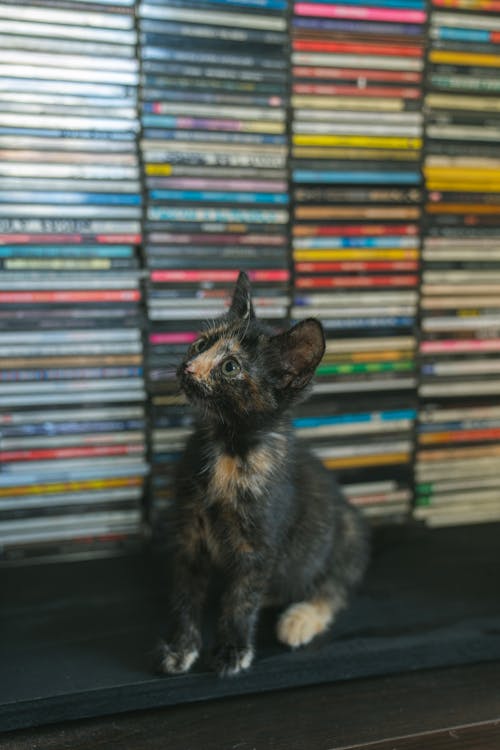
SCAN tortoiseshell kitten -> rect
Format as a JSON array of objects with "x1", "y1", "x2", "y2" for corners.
[{"x1": 159, "y1": 272, "x2": 369, "y2": 677}]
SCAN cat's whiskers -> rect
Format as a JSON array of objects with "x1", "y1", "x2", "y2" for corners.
[
  {"x1": 199, "y1": 451, "x2": 214, "y2": 477},
  {"x1": 268, "y1": 432, "x2": 286, "y2": 441}
]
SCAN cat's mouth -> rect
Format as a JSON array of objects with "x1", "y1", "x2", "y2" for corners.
[{"x1": 178, "y1": 369, "x2": 212, "y2": 404}]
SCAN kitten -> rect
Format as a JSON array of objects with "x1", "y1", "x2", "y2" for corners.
[{"x1": 159, "y1": 271, "x2": 369, "y2": 677}]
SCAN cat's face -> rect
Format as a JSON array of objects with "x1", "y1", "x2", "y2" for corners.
[
  {"x1": 178, "y1": 272, "x2": 325, "y2": 425},
  {"x1": 178, "y1": 318, "x2": 274, "y2": 421}
]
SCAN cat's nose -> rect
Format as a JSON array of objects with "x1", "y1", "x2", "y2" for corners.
[
  {"x1": 184, "y1": 362, "x2": 195, "y2": 374},
  {"x1": 177, "y1": 361, "x2": 194, "y2": 379}
]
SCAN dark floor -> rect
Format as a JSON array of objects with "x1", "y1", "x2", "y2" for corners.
[
  {"x1": 2, "y1": 660, "x2": 500, "y2": 750},
  {"x1": 1, "y1": 523, "x2": 500, "y2": 735}
]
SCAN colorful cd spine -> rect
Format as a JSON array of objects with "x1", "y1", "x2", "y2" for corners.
[
  {"x1": 0, "y1": 0, "x2": 148, "y2": 563},
  {"x1": 417, "y1": 0, "x2": 500, "y2": 527}
]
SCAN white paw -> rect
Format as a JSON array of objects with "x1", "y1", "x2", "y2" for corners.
[
  {"x1": 277, "y1": 601, "x2": 333, "y2": 648},
  {"x1": 214, "y1": 645, "x2": 254, "y2": 677},
  {"x1": 159, "y1": 643, "x2": 199, "y2": 674}
]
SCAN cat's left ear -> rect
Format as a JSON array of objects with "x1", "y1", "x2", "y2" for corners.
[
  {"x1": 267, "y1": 318, "x2": 325, "y2": 392},
  {"x1": 228, "y1": 271, "x2": 255, "y2": 321}
]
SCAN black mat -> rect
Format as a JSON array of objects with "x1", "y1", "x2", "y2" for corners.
[{"x1": 1, "y1": 523, "x2": 500, "y2": 732}]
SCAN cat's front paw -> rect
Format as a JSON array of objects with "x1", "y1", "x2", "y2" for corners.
[
  {"x1": 158, "y1": 640, "x2": 199, "y2": 675},
  {"x1": 213, "y1": 643, "x2": 254, "y2": 677}
]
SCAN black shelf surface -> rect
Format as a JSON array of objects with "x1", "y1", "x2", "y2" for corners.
[{"x1": 1, "y1": 523, "x2": 500, "y2": 732}]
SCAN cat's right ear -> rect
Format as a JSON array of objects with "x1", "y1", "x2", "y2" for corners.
[
  {"x1": 228, "y1": 271, "x2": 255, "y2": 321},
  {"x1": 266, "y1": 318, "x2": 325, "y2": 393}
]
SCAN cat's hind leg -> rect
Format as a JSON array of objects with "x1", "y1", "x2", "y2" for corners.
[{"x1": 276, "y1": 588, "x2": 346, "y2": 648}]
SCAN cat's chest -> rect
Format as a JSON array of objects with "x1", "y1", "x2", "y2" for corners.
[
  {"x1": 205, "y1": 445, "x2": 275, "y2": 503},
  {"x1": 196, "y1": 504, "x2": 254, "y2": 564},
  {"x1": 184, "y1": 436, "x2": 287, "y2": 562},
  {"x1": 192, "y1": 447, "x2": 272, "y2": 563}
]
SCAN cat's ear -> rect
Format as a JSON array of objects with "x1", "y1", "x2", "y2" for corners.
[
  {"x1": 267, "y1": 318, "x2": 325, "y2": 392},
  {"x1": 228, "y1": 271, "x2": 255, "y2": 321}
]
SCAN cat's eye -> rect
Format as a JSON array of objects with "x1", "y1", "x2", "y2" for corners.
[
  {"x1": 221, "y1": 358, "x2": 241, "y2": 377},
  {"x1": 192, "y1": 338, "x2": 207, "y2": 354}
]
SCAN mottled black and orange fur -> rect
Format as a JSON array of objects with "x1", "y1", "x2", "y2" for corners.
[{"x1": 159, "y1": 272, "x2": 369, "y2": 677}]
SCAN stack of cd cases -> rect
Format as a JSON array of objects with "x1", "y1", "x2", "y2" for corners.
[
  {"x1": 138, "y1": 0, "x2": 291, "y2": 536},
  {"x1": 0, "y1": 0, "x2": 148, "y2": 563},
  {"x1": 2, "y1": 0, "x2": 499, "y2": 553},
  {"x1": 289, "y1": 0, "x2": 426, "y2": 522},
  {"x1": 416, "y1": 0, "x2": 500, "y2": 527}
]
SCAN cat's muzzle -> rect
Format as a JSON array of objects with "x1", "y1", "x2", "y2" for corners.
[{"x1": 178, "y1": 364, "x2": 208, "y2": 401}]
